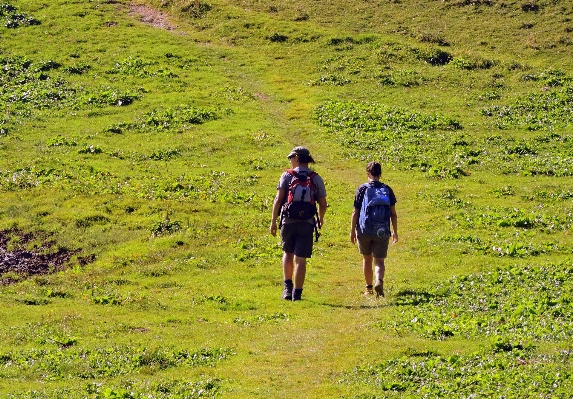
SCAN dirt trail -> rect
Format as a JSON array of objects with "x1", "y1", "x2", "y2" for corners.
[{"x1": 128, "y1": 3, "x2": 178, "y2": 30}]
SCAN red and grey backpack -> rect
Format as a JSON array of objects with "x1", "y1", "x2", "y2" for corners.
[{"x1": 282, "y1": 169, "x2": 318, "y2": 220}]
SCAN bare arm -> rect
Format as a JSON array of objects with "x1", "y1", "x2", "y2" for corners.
[
  {"x1": 269, "y1": 189, "x2": 286, "y2": 236},
  {"x1": 390, "y1": 205, "x2": 398, "y2": 243},
  {"x1": 317, "y1": 196, "x2": 327, "y2": 228},
  {"x1": 350, "y1": 208, "x2": 359, "y2": 244}
]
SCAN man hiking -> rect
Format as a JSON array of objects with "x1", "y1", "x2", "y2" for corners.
[
  {"x1": 350, "y1": 161, "x2": 398, "y2": 298},
  {"x1": 270, "y1": 146, "x2": 327, "y2": 301}
]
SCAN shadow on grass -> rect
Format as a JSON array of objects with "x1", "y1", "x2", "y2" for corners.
[
  {"x1": 392, "y1": 288, "x2": 439, "y2": 306},
  {"x1": 317, "y1": 301, "x2": 389, "y2": 310}
]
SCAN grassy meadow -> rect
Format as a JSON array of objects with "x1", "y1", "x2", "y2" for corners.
[{"x1": 1, "y1": 0, "x2": 572, "y2": 397}]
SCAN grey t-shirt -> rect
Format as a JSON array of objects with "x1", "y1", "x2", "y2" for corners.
[{"x1": 277, "y1": 167, "x2": 326, "y2": 224}]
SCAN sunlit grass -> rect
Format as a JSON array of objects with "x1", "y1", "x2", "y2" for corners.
[{"x1": 1, "y1": 0, "x2": 573, "y2": 397}]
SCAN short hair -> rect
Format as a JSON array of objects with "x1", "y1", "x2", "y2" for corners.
[{"x1": 366, "y1": 161, "x2": 382, "y2": 177}]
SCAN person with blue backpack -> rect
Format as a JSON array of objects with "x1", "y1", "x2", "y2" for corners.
[
  {"x1": 270, "y1": 146, "x2": 327, "y2": 301},
  {"x1": 350, "y1": 161, "x2": 398, "y2": 297}
]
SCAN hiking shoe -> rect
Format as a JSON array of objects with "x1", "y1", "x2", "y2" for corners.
[
  {"x1": 374, "y1": 280, "x2": 384, "y2": 298},
  {"x1": 282, "y1": 285, "x2": 293, "y2": 300},
  {"x1": 364, "y1": 285, "x2": 374, "y2": 296},
  {"x1": 292, "y1": 289, "x2": 302, "y2": 301}
]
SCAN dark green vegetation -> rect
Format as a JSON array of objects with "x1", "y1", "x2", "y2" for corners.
[{"x1": 1, "y1": 0, "x2": 572, "y2": 397}]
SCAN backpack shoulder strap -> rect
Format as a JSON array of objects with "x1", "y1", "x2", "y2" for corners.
[
  {"x1": 309, "y1": 172, "x2": 319, "y2": 195},
  {"x1": 287, "y1": 168, "x2": 307, "y2": 179}
]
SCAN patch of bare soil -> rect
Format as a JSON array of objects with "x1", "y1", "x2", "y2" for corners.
[
  {"x1": 128, "y1": 3, "x2": 177, "y2": 31},
  {"x1": 0, "y1": 228, "x2": 87, "y2": 284}
]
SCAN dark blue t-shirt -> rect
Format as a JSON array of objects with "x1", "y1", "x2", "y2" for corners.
[{"x1": 354, "y1": 181, "x2": 397, "y2": 210}]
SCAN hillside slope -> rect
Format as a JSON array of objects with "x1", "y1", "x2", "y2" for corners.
[{"x1": 1, "y1": 0, "x2": 572, "y2": 397}]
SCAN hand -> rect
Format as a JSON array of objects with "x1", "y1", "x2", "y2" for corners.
[
  {"x1": 392, "y1": 232, "x2": 398, "y2": 243},
  {"x1": 270, "y1": 221, "x2": 277, "y2": 236},
  {"x1": 350, "y1": 230, "x2": 356, "y2": 244}
]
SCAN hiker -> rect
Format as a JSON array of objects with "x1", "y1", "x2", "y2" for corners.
[
  {"x1": 269, "y1": 146, "x2": 327, "y2": 301},
  {"x1": 350, "y1": 161, "x2": 398, "y2": 298}
]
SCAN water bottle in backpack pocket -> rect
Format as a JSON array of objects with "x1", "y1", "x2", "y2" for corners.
[{"x1": 359, "y1": 185, "x2": 391, "y2": 237}]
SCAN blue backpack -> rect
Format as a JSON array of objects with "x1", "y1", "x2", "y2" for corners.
[{"x1": 359, "y1": 184, "x2": 391, "y2": 238}]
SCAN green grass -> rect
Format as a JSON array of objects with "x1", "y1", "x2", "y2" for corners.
[{"x1": 1, "y1": 0, "x2": 573, "y2": 397}]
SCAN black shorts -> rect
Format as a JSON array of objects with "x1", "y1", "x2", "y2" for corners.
[{"x1": 280, "y1": 222, "x2": 314, "y2": 258}]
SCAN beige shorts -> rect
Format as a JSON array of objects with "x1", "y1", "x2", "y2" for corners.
[{"x1": 357, "y1": 234, "x2": 390, "y2": 258}]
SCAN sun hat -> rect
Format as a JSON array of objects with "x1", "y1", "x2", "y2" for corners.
[{"x1": 287, "y1": 146, "x2": 315, "y2": 163}]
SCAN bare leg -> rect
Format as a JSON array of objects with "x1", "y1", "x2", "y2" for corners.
[
  {"x1": 282, "y1": 252, "x2": 294, "y2": 281},
  {"x1": 293, "y1": 256, "x2": 307, "y2": 289},
  {"x1": 374, "y1": 258, "x2": 386, "y2": 297},
  {"x1": 363, "y1": 254, "x2": 373, "y2": 286},
  {"x1": 374, "y1": 258, "x2": 385, "y2": 283}
]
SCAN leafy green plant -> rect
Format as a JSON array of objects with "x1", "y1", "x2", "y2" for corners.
[
  {"x1": 130, "y1": 105, "x2": 219, "y2": 132},
  {"x1": 15, "y1": 296, "x2": 49, "y2": 306},
  {"x1": 522, "y1": 69, "x2": 573, "y2": 87},
  {"x1": 150, "y1": 218, "x2": 182, "y2": 237},
  {"x1": 46, "y1": 135, "x2": 77, "y2": 147},
  {"x1": 478, "y1": 90, "x2": 502, "y2": 100},
  {"x1": 148, "y1": 148, "x2": 181, "y2": 161},
  {"x1": 314, "y1": 100, "x2": 462, "y2": 133},
  {"x1": 107, "y1": 57, "x2": 155, "y2": 76},
  {"x1": 180, "y1": 1, "x2": 212, "y2": 18},
  {"x1": 43, "y1": 289, "x2": 71, "y2": 299},
  {"x1": 342, "y1": 349, "x2": 573, "y2": 398},
  {"x1": 377, "y1": 69, "x2": 425, "y2": 86},
  {"x1": 381, "y1": 260, "x2": 573, "y2": 342},
  {"x1": 0, "y1": 3, "x2": 40, "y2": 28},
  {"x1": 91, "y1": 291, "x2": 123, "y2": 305},
  {"x1": 62, "y1": 62, "x2": 91, "y2": 75},
  {"x1": 482, "y1": 85, "x2": 573, "y2": 130},
  {"x1": 309, "y1": 74, "x2": 351, "y2": 86},
  {"x1": 77, "y1": 145, "x2": 103, "y2": 155},
  {"x1": 0, "y1": 121, "x2": 8, "y2": 136},
  {"x1": 411, "y1": 45, "x2": 452, "y2": 65},
  {"x1": 451, "y1": 56, "x2": 496, "y2": 70},
  {"x1": 87, "y1": 378, "x2": 221, "y2": 399},
  {"x1": 75, "y1": 214, "x2": 110, "y2": 228},
  {"x1": 78, "y1": 88, "x2": 141, "y2": 107},
  {"x1": 446, "y1": 205, "x2": 573, "y2": 232},
  {"x1": 524, "y1": 188, "x2": 573, "y2": 201},
  {"x1": 0, "y1": 345, "x2": 234, "y2": 380},
  {"x1": 491, "y1": 185, "x2": 515, "y2": 197},
  {"x1": 216, "y1": 85, "x2": 256, "y2": 101}
]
